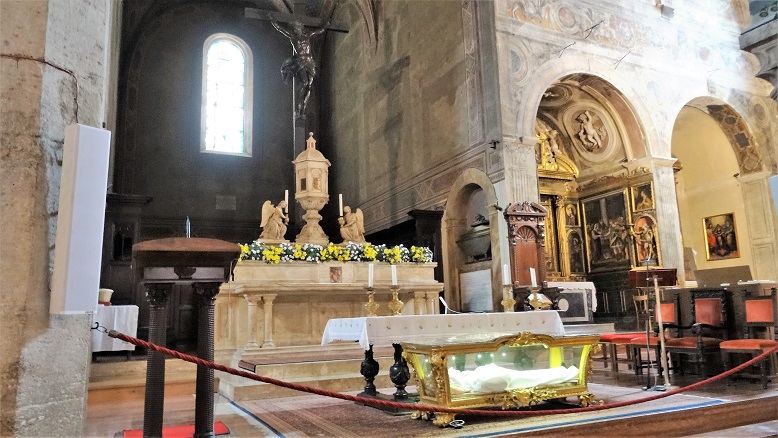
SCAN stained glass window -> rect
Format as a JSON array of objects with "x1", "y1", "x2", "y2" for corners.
[{"x1": 201, "y1": 34, "x2": 252, "y2": 156}]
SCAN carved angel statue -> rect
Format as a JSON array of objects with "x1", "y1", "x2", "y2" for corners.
[
  {"x1": 259, "y1": 200, "x2": 289, "y2": 240},
  {"x1": 338, "y1": 206, "x2": 365, "y2": 243},
  {"x1": 576, "y1": 110, "x2": 605, "y2": 151}
]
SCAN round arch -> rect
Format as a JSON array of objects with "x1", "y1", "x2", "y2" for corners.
[
  {"x1": 441, "y1": 168, "x2": 502, "y2": 311},
  {"x1": 514, "y1": 54, "x2": 663, "y2": 157}
]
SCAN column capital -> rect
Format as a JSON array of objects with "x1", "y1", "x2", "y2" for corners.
[
  {"x1": 144, "y1": 283, "x2": 172, "y2": 307},
  {"x1": 261, "y1": 294, "x2": 278, "y2": 304},
  {"x1": 193, "y1": 282, "x2": 221, "y2": 302}
]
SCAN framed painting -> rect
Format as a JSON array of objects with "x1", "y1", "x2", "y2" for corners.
[
  {"x1": 567, "y1": 229, "x2": 585, "y2": 274},
  {"x1": 581, "y1": 190, "x2": 631, "y2": 271},
  {"x1": 632, "y1": 214, "x2": 660, "y2": 266},
  {"x1": 703, "y1": 213, "x2": 739, "y2": 260},
  {"x1": 564, "y1": 204, "x2": 580, "y2": 227},
  {"x1": 632, "y1": 183, "x2": 654, "y2": 212}
]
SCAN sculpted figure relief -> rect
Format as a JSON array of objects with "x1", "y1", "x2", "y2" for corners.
[
  {"x1": 259, "y1": 200, "x2": 289, "y2": 240},
  {"x1": 576, "y1": 110, "x2": 605, "y2": 151},
  {"x1": 271, "y1": 21, "x2": 328, "y2": 118},
  {"x1": 339, "y1": 206, "x2": 365, "y2": 243}
]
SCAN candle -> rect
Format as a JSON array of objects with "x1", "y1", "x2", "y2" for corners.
[
  {"x1": 503, "y1": 264, "x2": 511, "y2": 285},
  {"x1": 391, "y1": 264, "x2": 397, "y2": 286},
  {"x1": 185, "y1": 217, "x2": 191, "y2": 238},
  {"x1": 284, "y1": 189, "x2": 289, "y2": 212},
  {"x1": 339, "y1": 194, "x2": 343, "y2": 217},
  {"x1": 368, "y1": 263, "x2": 374, "y2": 288},
  {"x1": 530, "y1": 267, "x2": 537, "y2": 287}
]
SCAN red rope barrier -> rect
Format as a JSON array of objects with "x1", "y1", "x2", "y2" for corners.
[{"x1": 108, "y1": 330, "x2": 778, "y2": 417}]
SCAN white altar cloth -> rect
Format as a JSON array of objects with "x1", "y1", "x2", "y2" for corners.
[
  {"x1": 321, "y1": 311, "x2": 565, "y2": 350},
  {"x1": 91, "y1": 305, "x2": 139, "y2": 352}
]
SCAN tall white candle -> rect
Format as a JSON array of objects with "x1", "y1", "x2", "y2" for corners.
[
  {"x1": 391, "y1": 264, "x2": 397, "y2": 286},
  {"x1": 503, "y1": 264, "x2": 511, "y2": 285},
  {"x1": 368, "y1": 263, "x2": 374, "y2": 288},
  {"x1": 284, "y1": 189, "x2": 289, "y2": 212},
  {"x1": 186, "y1": 217, "x2": 191, "y2": 238},
  {"x1": 530, "y1": 267, "x2": 537, "y2": 287},
  {"x1": 339, "y1": 194, "x2": 343, "y2": 216}
]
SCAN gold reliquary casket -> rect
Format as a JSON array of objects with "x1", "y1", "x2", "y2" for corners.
[{"x1": 402, "y1": 332, "x2": 601, "y2": 427}]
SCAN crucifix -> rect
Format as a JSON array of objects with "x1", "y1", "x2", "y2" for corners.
[{"x1": 245, "y1": 6, "x2": 348, "y2": 150}]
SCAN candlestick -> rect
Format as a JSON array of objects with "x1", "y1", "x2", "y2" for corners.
[
  {"x1": 391, "y1": 264, "x2": 397, "y2": 286},
  {"x1": 368, "y1": 263, "x2": 374, "y2": 288},
  {"x1": 284, "y1": 189, "x2": 289, "y2": 212},
  {"x1": 501, "y1": 285, "x2": 516, "y2": 312},
  {"x1": 185, "y1": 217, "x2": 191, "y2": 238},
  {"x1": 339, "y1": 194, "x2": 343, "y2": 217},
  {"x1": 530, "y1": 267, "x2": 537, "y2": 288},
  {"x1": 364, "y1": 286, "x2": 378, "y2": 317},
  {"x1": 502, "y1": 264, "x2": 511, "y2": 285}
]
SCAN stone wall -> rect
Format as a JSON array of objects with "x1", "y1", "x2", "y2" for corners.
[
  {"x1": 113, "y1": 2, "x2": 297, "y2": 244},
  {"x1": 0, "y1": 0, "x2": 112, "y2": 435},
  {"x1": 322, "y1": 0, "x2": 501, "y2": 233}
]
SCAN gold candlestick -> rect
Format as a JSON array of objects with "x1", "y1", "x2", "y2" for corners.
[
  {"x1": 364, "y1": 287, "x2": 379, "y2": 316},
  {"x1": 388, "y1": 285, "x2": 403, "y2": 315},
  {"x1": 501, "y1": 285, "x2": 516, "y2": 312},
  {"x1": 529, "y1": 286, "x2": 542, "y2": 311}
]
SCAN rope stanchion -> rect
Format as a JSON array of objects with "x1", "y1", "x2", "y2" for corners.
[{"x1": 106, "y1": 329, "x2": 778, "y2": 418}]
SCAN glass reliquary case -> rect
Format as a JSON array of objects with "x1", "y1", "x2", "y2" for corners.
[{"x1": 402, "y1": 332, "x2": 601, "y2": 427}]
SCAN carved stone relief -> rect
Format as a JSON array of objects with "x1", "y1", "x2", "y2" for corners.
[{"x1": 561, "y1": 105, "x2": 623, "y2": 166}]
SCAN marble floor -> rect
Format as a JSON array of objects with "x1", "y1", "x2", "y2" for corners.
[{"x1": 85, "y1": 367, "x2": 778, "y2": 437}]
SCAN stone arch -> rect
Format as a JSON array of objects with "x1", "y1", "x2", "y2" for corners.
[
  {"x1": 441, "y1": 168, "x2": 502, "y2": 311},
  {"x1": 514, "y1": 54, "x2": 661, "y2": 157},
  {"x1": 671, "y1": 96, "x2": 777, "y2": 281}
]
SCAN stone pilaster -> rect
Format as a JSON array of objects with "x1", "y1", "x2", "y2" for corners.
[
  {"x1": 502, "y1": 136, "x2": 540, "y2": 204},
  {"x1": 261, "y1": 294, "x2": 277, "y2": 348},
  {"x1": 738, "y1": 171, "x2": 778, "y2": 280},
  {"x1": 651, "y1": 158, "x2": 684, "y2": 279}
]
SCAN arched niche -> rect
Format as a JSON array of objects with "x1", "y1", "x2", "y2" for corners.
[
  {"x1": 672, "y1": 98, "x2": 777, "y2": 281},
  {"x1": 441, "y1": 168, "x2": 501, "y2": 312}
]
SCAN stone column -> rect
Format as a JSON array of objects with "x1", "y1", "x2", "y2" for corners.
[
  {"x1": 143, "y1": 283, "x2": 173, "y2": 438},
  {"x1": 413, "y1": 292, "x2": 427, "y2": 315},
  {"x1": 242, "y1": 294, "x2": 262, "y2": 350},
  {"x1": 502, "y1": 136, "x2": 540, "y2": 204},
  {"x1": 426, "y1": 292, "x2": 440, "y2": 314},
  {"x1": 652, "y1": 158, "x2": 684, "y2": 280},
  {"x1": 193, "y1": 282, "x2": 221, "y2": 438},
  {"x1": 261, "y1": 294, "x2": 277, "y2": 348}
]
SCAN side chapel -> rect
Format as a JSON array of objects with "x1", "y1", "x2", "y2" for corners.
[{"x1": 2, "y1": 0, "x2": 778, "y2": 435}]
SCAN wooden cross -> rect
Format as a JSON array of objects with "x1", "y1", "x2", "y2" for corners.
[{"x1": 244, "y1": 8, "x2": 348, "y2": 33}]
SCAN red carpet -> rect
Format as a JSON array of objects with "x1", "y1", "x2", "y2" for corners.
[{"x1": 123, "y1": 421, "x2": 229, "y2": 438}]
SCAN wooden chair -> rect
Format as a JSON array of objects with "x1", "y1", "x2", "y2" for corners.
[
  {"x1": 633, "y1": 294, "x2": 652, "y2": 332},
  {"x1": 627, "y1": 295, "x2": 680, "y2": 376},
  {"x1": 664, "y1": 289, "x2": 729, "y2": 378},
  {"x1": 719, "y1": 288, "x2": 778, "y2": 388},
  {"x1": 597, "y1": 332, "x2": 640, "y2": 374}
]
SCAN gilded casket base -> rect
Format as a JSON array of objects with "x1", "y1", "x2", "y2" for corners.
[{"x1": 403, "y1": 333, "x2": 601, "y2": 427}]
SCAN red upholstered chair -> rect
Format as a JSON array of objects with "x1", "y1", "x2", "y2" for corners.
[
  {"x1": 598, "y1": 332, "x2": 641, "y2": 374},
  {"x1": 664, "y1": 289, "x2": 729, "y2": 378},
  {"x1": 719, "y1": 288, "x2": 778, "y2": 388},
  {"x1": 627, "y1": 296, "x2": 680, "y2": 376}
]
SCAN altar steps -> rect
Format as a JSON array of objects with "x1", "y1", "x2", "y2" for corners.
[
  {"x1": 88, "y1": 358, "x2": 217, "y2": 405},
  {"x1": 219, "y1": 344, "x2": 397, "y2": 401}
]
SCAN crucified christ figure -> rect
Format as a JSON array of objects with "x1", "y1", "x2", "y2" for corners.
[{"x1": 271, "y1": 21, "x2": 328, "y2": 118}]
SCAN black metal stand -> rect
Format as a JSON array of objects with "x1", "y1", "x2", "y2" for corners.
[
  {"x1": 357, "y1": 343, "x2": 418, "y2": 415},
  {"x1": 142, "y1": 283, "x2": 172, "y2": 438},
  {"x1": 193, "y1": 282, "x2": 220, "y2": 438}
]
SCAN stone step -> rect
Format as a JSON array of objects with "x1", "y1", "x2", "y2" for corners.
[
  {"x1": 89, "y1": 357, "x2": 197, "y2": 379},
  {"x1": 218, "y1": 370, "x2": 394, "y2": 401}
]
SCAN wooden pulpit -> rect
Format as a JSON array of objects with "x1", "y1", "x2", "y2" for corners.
[{"x1": 133, "y1": 237, "x2": 240, "y2": 438}]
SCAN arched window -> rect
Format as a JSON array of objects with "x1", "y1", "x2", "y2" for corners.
[{"x1": 201, "y1": 33, "x2": 253, "y2": 156}]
